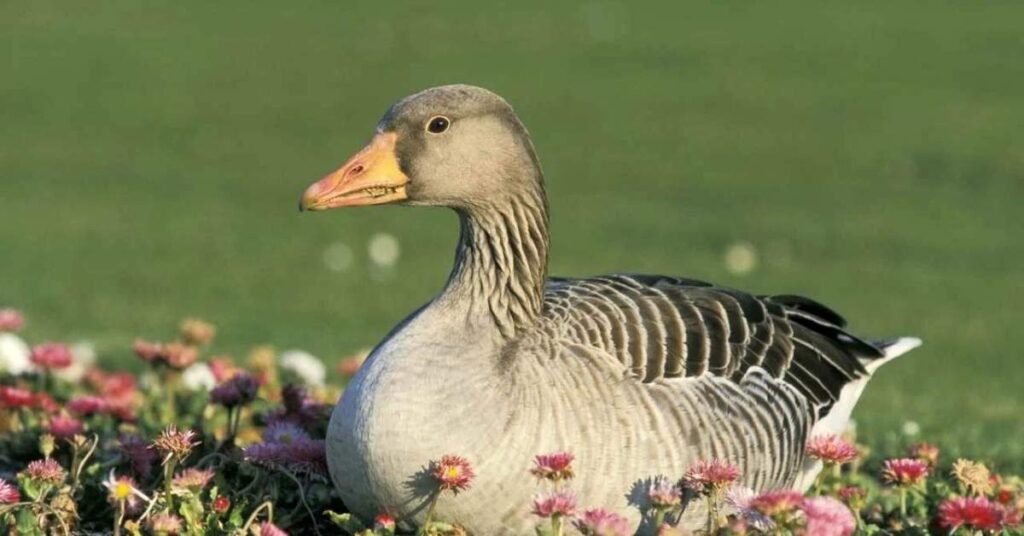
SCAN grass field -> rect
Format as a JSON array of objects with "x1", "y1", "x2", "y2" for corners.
[{"x1": 2, "y1": 1, "x2": 1022, "y2": 468}]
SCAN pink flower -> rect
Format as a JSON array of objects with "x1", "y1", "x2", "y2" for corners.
[
  {"x1": 103, "y1": 472, "x2": 144, "y2": 513},
  {"x1": 750, "y1": 489, "x2": 805, "y2": 517},
  {"x1": 531, "y1": 451, "x2": 575, "y2": 482},
  {"x1": 532, "y1": 489, "x2": 578, "y2": 518},
  {"x1": 180, "y1": 318, "x2": 216, "y2": 346},
  {"x1": 805, "y1": 434, "x2": 858, "y2": 465},
  {"x1": 726, "y1": 487, "x2": 773, "y2": 531},
  {"x1": 151, "y1": 426, "x2": 199, "y2": 458},
  {"x1": 0, "y1": 386, "x2": 36, "y2": 408},
  {"x1": 684, "y1": 459, "x2": 741, "y2": 494},
  {"x1": 21, "y1": 458, "x2": 66, "y2": 485},
  {"x1": 938, "y1": 496, "x2": 1016, "y2": 532},
  {"x1": 47, "y1": 414, "x2": 84, "y2": 439},
  {"x1": 431, "y1": 455, "x2": 475, "y2": 493},
  {"x1": 210, "y1": 372, "x2": 259, "y2": 407},
  {"x1": 148, "y1": 513, "x2": 183, "y2": 535},
  {"x1": 133, "y1": 339, "x2": 162, "y2": 363},
  {"x1": 208, "y1": 357, "x2": 239, "y2": 382},
  {"x1": 374, "y1": 513, "x2": 396, "y2": 531},
  {"x1": 0, "y1": 309, "x2": 24, "y2": 332},
  {"x1": 881, "y1": 458, "x2": 929, "y2": 486},
  {"x1": 648, "y1": 477, "x2": 682, "y2": 509},
  {"x1": 908, "y1": 442, "x2": 940, "y2": 466},
  {"x1": 574, "y1": 508, "x2": 633, "y2": 536},
  {"x1": 172, "y1": 468, "x2": 215, "y2": 491},
  {"x1": 132, "y1": 340, "x2": 198, "y2": 369},
  {"x1": 0, "y1": 478, "x2": 20, "y2": 504},
  {"x1": 30, "y1": 342, "x2": 73, "y2": 370},
  {"x1": 837, "y1": 486, "x2": 866, "y2": 507},
  {"x1": 800, "y1": 496, "x2": 856, "y2": 536},
  {"x1": 67, "y1": 395, "x2": 109, "y2": 417},
  {"x1": 260, "y1": 522, "x2": 289, "y2": 536}
]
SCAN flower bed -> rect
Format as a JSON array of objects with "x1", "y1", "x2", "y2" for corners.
[{"x1": 0, "y1": 308, "x2": 1022, "y2": 535}]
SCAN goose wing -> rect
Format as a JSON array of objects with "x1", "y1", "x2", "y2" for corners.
[{"x1": 542, "y1": 274, "x2": 885, "y2": 417}]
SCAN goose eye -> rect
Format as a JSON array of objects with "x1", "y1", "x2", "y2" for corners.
[{"x1": 426, "y1": 116, "x2": 450, "y2": 134}]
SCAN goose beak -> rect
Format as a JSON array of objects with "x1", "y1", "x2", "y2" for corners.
[{"x1": 300, "y1": 132, "x2": 410, "y2": 211}]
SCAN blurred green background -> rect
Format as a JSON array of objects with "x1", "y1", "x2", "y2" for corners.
[{"x1": 2, "y1": 2, "x2": 1022, "y2": 467}]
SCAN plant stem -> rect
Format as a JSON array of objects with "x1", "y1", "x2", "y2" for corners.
[
  {"x1": 419, "y1": 492, "x2": 441, "y2": 535},
  {"x1": 552, "y1": 514, "x2": 563, "y2": 536},
  {"x1": 114, "y1": 500, "x2": 125, "y2": 536},
  {"x1": 706, "y1": 495, "x2": 720, "y2": 533},
  {"x1": 899, "y1": 487, "x2": 908, "y2": 517}
]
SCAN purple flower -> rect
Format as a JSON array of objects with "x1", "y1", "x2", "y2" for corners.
[{"x1": 210, "y1": 372, "x2": 259, "y2": 408}]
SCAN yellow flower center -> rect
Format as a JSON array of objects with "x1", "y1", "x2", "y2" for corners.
[
  {"x1": 445, "y1": 467, "x2": 460, "y2": 480},
  {"x1": 114, "y1": 482, "x2": 132, "y2": 500}
]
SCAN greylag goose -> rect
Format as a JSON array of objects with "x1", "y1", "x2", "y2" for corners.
[{"x1": 301, "y1": 85, "x2": 920, "y2": 534}]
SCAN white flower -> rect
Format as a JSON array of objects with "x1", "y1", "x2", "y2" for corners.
[
  {"x1": 181, "y1": 363, "x2": 216, "y2": 391},
  {"x1": 280, "y1": 349, "x2": 326, "y2": 386},
  {"x1": 0, "y1": 333, "x2": 32, "y2": 375},
  {"x1": 322, "y1": 241, "x2": 354, "y2": 272},
  {"x1": 54, "y1": 341, "x2": 96, "y2": 383},
  {"x1": 901, "y1": 420, "x2": 921, "y2": 437}
]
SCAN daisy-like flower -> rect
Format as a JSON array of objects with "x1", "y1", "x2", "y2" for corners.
[
  {"x1": 374, "y1": 513, "x2": 397, "y2": 532},
  {"x1": 684, "y1": 458, "x2": 741, "y2": 495},
  {"x1": 21, "y1": 458, "x2": 66, "y2": 485},
  {"x1": 532, "y1": 489, "x2": 578, "y2": 518},
  {"x1": 0, "y1": 308, "x2": 24, "y2": 332},
  {"x1": 260, "y1": 522, "x2": 289, "y2": 536},
  {"x1": 531, "y1": 451, "x2": 575, "y2": 482},
  {"x1": 837, "y1": 486, "x2": 867, "y2": 509},
  {"x1": 432, "y1": 455, "x2": 475, "y2": 494},
  {"x1": 881, "y1": 458, "x2": 929, "y2": 487},
  {"x1": 172, "y1": 467, "x2": 215, "y2": 491},
  {"x1": 148, "y1": 513, "x2": 183, "y2": 535},
  {"x1": 749, "y1": 489, "x2": 805, "y2": 518},
  {"x1": 180, "y1": 318, "x2": 216, "y2": 346},
  {"x1": 0, "y1": 332, "x2": 32, "y2": 375},
  {"x1": 152, "y1": 426, "x2": 199, "y2": 459},
  {"x1": 0, "y1": 478, "x2": 20, "y2": 504},
  {"x1": 163, "y1": 342, "x2": 198, "y2": 369},
  {"x1": 952, "y1": 458, "x2": 994, "y2": 496},
  {"x1": 574, "y1": 508, "x2": 633, "y2": 536},
  {"x1": 280, "y1": 349, "x2": 326, "y2": 387},
  {"x1": 210, "y1": 372, "x2": 259, "y2": 408},
  {"x1": 181, "y1": 363, "x2": 217, "y2": 391},
  {"x1": 262, "y1": 421, "x2": 310, "y2": 444},
  {"x1": 805, "y1": 434, "x2": 858, "y2": 465},
  {"x1": 725, "y1": 486, "x2": 773, "y2": 531},
  {"x1": 938, "y1": 496, "x2": 1012, "y2": 532},
  {"x1": 67, "y1": 395, "x2": 109, "y2": 417},
  {"x1": 648, "y1": 477, "x2": 683, "y2": 510},
  {"x1": 30, "y1": 342, "x2": 73, "y2": 370},
  {"x1": 47, "y1": 414, "x2": 84, "y2": 440},
  {"x1": 908, "y1": 442, "x2": 940, "y2": 466},
  {"x1": 800, "y1": 496, "x2": 856, "y2": 536},
  {"x1": 103, "y1": 472, "x2": 145, "y2": 512},
  {"x1": 0, "y1": 385, "x2": 36, "y2": 408}
]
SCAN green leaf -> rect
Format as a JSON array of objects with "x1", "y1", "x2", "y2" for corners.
[
  {"x1": 15, "y1": 507, "x2": 43, "y2": 536},
  {"x1": 325, "y1": 511, "x2": 367, "y2": 534}
]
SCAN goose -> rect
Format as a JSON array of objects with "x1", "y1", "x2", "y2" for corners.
[{"x1": 301, "y1": 84, "x2": 920, "y2": 534}]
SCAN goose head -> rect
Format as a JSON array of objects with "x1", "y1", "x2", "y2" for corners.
[{"x1": 300, "y1": 84, "x2": 542, "y2": 212}]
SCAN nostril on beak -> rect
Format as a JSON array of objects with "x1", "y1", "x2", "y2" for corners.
[{"x1": 349, "y1": 164, "x2": 364, "y2": 177}]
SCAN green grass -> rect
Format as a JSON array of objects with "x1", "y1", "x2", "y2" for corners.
[{"x1": 2, "y1": 1, "x2": 1022, "y2": 468}]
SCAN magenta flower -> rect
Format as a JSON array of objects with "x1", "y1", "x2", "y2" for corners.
[
  {"x1": 172, "y1": 468, "x2": 215, "y2": 491},
  {"x1": 431, "y1": 455, "x2": 475, "y2": 494},
  {"x1": 805, "y1": 434, "x2": 858, "y2": 465},
  {"x1": 750, "y1": 489, "x2": 805, "y2": 517},
  {"x1": 0, "y1": 308, "x2": 24, "y2": 332},
  {"x1": 47, "y1": 414, "x2": 84, "y2": 440},
  {"x1": 573, "y1": 508, "x2": 632, "y2": 536},
  {"x1": 67, "y1": 395, "x2": 109, "y2": 417},
  {"x1": 938, "y1": 496, "x2": 1015, "y2": 532},
  {"x1": 881, "y1": 458, "x2": 929, "y2": 486},
  {"x1": 0, "y1": 478, "x2": 20, "y2": 504},
  {"x1": 30, "y1": 342, "x2": 73, "y2": 370},
  {"x1": 260, "y1": 522, "x2": 289, "y2": 536},
  {"x1": 210, "y1": 372, "x2": 259, "y2": 408},
  {"x1": 837, "y1": 485, "x2": 866, "y2": 507},
  {"x1": 684, "y1": 458, "x2": 741, "y2": 494},
  {"x1": 800, "y1": 496, "x2": 856, "y2": 536},
  {"x1": 21, "y1": 458, "x2": 66, "y2": 485},
  {"x1": 532, "y1": 489, "x2": 578, "y2": 518},
  {"x1": 0, "y1": 386, "x2": 36, "y2": 408},
  {"x1": 531, "y1": 451, "x2": 575, "y2": 482}
]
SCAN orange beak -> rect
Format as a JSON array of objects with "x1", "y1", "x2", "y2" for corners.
[{"x1": 300, "y1": 132, "x2": 410, "y2": 211}]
